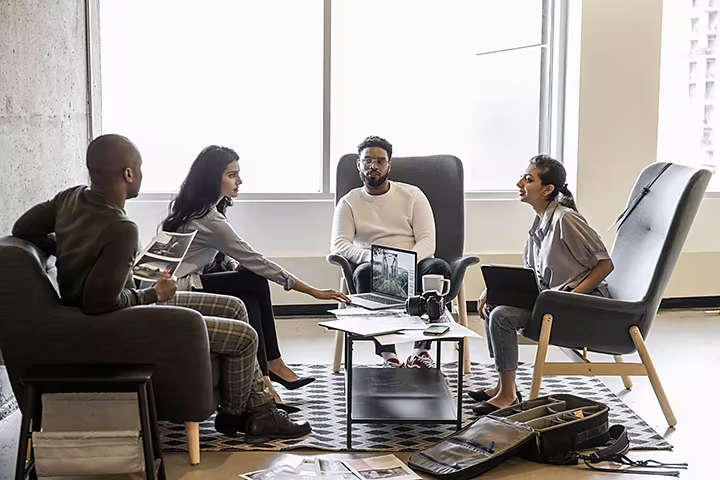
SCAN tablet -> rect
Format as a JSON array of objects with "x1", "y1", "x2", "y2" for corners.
[{"x1": 481, "y1": 264, "x2": 540, "y2": 310}]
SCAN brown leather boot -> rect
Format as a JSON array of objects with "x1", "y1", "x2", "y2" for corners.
[{"x1": 244, "y1": 402, "x2": 311, "y2": 443}]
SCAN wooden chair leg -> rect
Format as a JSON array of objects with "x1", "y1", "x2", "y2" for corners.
[
  {"x1": 630, "y1": 326, "x2": 677, "y2": 427},
  {"x1": 185, "y1": 421, "x2": 200, "y2": 466},
  {"x1": 332, "y1": 277, "x2": 348, "y2": 373},
  {"x1": 614, "y1": 355, "x2": 633, "y2": 389},
  {"x1": 457, "y1": 281, "x2": 471, "y2": 373},
  {"x1": 333, "y1": 332, "x2": 345, "y2": 374},
  {"x1": 530, "y1": 314, "x2": 553, "y2": 399}
]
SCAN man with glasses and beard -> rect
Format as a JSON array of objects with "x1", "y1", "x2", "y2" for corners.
[{"x1": 330, "y1": 135, "x2": 451, "y2": 369}]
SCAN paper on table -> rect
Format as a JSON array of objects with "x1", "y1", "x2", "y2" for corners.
[
  {"x1": 327, "y1": 307, "x2": 407, "y2": 317},
  {"x1": 374, "y1": 322, "x2": 482, "y2": 345},
  {"x1": 319, "y1": 316, "x2": 428, "y2": 337},
  {"x1": 342, "y1": 455, "x2": 420, "y2": 480}
]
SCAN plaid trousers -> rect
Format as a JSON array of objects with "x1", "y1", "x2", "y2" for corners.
[{"x1": 159, "y1": 291, "x2": 273, "y2": 414}]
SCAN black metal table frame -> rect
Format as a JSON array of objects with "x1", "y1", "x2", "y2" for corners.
[{"x1": 344, "y1": 332, "x2": 464, "y2": 449}]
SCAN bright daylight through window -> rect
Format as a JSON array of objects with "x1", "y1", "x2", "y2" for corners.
[
  {"x1": 100, "y1": 0, "x2": 554, "y2": 193},
  {"x1": 658, "y1": 0, "x2": 720, "y2": 189}
]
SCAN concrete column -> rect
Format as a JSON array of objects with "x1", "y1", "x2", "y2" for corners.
[{"x1": 0, "y1": 0, "x2": 93, "y2": 234}]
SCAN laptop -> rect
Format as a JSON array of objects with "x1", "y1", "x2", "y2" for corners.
[
  {"x1": 348, "y1": 245, "x2": 418, "y2": 310},
  {"x1": 481, "y1": 264, "x2": 540, "y2": 310}
]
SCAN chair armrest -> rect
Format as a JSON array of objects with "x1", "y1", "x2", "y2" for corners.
[
  {"x1": 326, "y1": 253, "x2": 357, "y2": 294},
  {"x1": 524, "y1": 290, "x2": 646, "y2": 355},
  {"x1": 447, "y1": 255, "x2": 481, "y2": 302},
  {"x1": 2, "y1": 305, "x2": 215, "y2": 422}
]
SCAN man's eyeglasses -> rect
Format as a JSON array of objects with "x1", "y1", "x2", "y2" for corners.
[{"x1": 361, "y1": 156, "x2": 388, "y2": 167}]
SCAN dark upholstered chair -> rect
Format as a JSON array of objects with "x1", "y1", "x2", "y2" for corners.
[
  {"x1": 523, "y1": 163, "x2": 712, "y2": 427},
  {"x1": 0, "y1": 237, "x2": 216, "y2": 465},
  {"x1": 326, "y1": 154, "x2": 480, "y2": 372}
]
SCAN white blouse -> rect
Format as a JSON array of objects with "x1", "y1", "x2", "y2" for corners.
[{"x1": 523, "y1": 201, "x2": 611, "y2": 297}]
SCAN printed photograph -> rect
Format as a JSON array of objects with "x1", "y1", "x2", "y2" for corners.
[
  {"x1": 132, "y1": 255, "x2": 179, "y2": 281},
  {"x1": 146, "y1": 232, "x2": 194, "y2": 259},
  {"x1": 354, "y1": 467, "x2": 409, "y2": 480}
]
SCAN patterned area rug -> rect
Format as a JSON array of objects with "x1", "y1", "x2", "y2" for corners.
[
  {"x1": 159, "y1": 363, "x2": 672, "y2": 453},
  {"x1": 0, "y1": 366, "x2": 18, "y2": 422}
]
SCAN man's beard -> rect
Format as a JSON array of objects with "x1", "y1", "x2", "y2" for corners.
[{"x1": 360, "y1": 170, "x2": 388, "y2": 188}]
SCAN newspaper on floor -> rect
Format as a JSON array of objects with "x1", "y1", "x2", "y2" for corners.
[
  {"x1": 241, "y1": 458, "x2": 352, "y2": 480},
  {"x1": 315, "y1": 458, "x2": 359, "y2": 480},
  {"x1": 132, "y1": 230, "x2": 196, "y2": 282},
  {"x1": 342, "y1": 455, "x2": 420, "y2": 480}
]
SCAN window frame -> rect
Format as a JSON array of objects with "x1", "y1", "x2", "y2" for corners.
[{"x1": 90, "y1": 0, "x2": 565, "y2": 200}]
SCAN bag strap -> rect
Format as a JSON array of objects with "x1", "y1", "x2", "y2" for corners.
[
  {"x1": 577, "y1": 425, "x2": 688, "y2": 477},
  {"x1": 608, "y1": 163, "x2": 672, "y2": 232}
]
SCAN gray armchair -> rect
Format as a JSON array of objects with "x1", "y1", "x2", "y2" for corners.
[
  {"x1": 0, "y1": 237, "x2": 216, "y2": 466},
  {"x1": 327, "y1": 154, "x2": 480, "y2": 372},
  {"x1": 523, "y1": 163, "x2": 712, "y2": 427}
]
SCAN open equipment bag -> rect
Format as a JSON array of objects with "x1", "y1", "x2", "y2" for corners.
[{"x1": 408, "y1": 394, "x2": 687, "y2": 479}]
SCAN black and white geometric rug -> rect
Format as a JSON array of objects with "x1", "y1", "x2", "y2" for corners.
[
  {"x1": 158, "y1": 362, "x2": 672, "y2": 453},
  {"x1": 0, "y1": 366, "x2": 18, "y2": 422}
]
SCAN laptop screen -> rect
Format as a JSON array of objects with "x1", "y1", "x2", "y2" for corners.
[{"x1": 370, "y1": 245, "x2": 417, "y2": 299}]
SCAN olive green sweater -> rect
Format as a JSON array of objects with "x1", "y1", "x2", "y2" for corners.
[{"x1": 12, "y1": 185, "x2": 157, "y2": 314}]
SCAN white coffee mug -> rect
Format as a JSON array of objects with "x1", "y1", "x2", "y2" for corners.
[{"x1": 422, "y1": 274, "x2": 451, "y2": 296}]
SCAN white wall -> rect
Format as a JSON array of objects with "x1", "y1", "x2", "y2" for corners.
[{"x1": 127, "y1": 0, "x2": 720, "y2": 305}]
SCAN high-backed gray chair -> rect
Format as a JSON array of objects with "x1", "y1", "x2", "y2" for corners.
[
  {"x1": 326, "y1": 154, "x2": 480, "y2": 372},
  {"x1": 523, "y1": 163, "x2": 712, "y2": 427},
  {"x1": 0, "y1": 237, "x2": 215, "y2": 466}
]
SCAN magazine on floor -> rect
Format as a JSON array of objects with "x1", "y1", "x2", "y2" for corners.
[
  {"x1": 240, "y1": 457, "x2": 357, "y2": 480},
  {"x1": 131, "y1": 230, "x2": 196, "y2": 282},
  {"x1": 343, "y1": 455, "x2": 420, "y2": 480}
]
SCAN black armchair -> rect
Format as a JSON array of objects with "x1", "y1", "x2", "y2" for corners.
[
  {"x1": 326, "y1": 154, "x2": 480, "y2": 372},
  {"x1": 523, "y1": 163, "x2": 712, "y2": 427},
  {"x1": 0, "y1": 237, "x2": 219, "y2": 465}
]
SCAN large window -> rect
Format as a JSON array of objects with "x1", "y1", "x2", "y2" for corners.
[
  {"x1": 100, "y1": 0, "x2": 557, "y2": 193},
  {"x1": 658, "y1": 0, "x2": 719, "y2": 189}
]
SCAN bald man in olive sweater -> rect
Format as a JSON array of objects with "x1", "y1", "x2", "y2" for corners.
[{"x1": 12, "y1": 134, "x2": 310, "y2": 440}]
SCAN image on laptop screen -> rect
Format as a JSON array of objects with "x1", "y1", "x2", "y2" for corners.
[{"x1": 371, "y1": 245, "x2": 416, "y2": 299}]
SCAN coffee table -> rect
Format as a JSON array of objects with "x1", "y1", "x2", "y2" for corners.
[{"x1": 343, "y1": 330, "x2": 465, "y2": 449}]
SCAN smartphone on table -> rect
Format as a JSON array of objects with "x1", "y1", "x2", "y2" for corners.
[{"x1": 424, "y1": 325, "x2": 450, "y2": 336}]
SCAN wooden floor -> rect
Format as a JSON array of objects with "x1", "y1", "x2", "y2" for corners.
[{"x1": 0, "y1": 309, "x2": 716, "y2": 479}]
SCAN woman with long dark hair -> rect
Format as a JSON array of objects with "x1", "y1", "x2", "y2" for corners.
[
  {"x1": 163, "y1": 145, "x2": 349, "y2": 409},
  {"x1": 469, "y1": 155, "x2": 614, "y2": 415}
]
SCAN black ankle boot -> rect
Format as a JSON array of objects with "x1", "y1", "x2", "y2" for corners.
[
  {"x1": 245, "y1": 402, "x2": 311, "y2": 443},
  {"x1": 214, "y1": 410, "x2": 250, "y2": 437}
]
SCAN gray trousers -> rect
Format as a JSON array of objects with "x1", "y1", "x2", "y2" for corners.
[{"x1": 484, "y1": 306, "x2": 532, "y2": 372}]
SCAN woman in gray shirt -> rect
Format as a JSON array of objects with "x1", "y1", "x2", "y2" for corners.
[
  {"x1": 163, "y1": 146, "x2": 349, "y2": 410},
  {"x1": 469, "y1": 155, "x2": 614, "y2": 415}
]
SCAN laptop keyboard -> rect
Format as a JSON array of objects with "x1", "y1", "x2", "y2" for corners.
[{"x1": 355, "y1": 294, "x2": 402, "y2": 305}]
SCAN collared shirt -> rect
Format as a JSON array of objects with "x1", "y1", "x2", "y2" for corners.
[
  {"x1": 523, "y1": 201, "x2": 611, "y2": 297},
  {"x1": 172, "y1": 207, "x2": 298, "y2": 292}
]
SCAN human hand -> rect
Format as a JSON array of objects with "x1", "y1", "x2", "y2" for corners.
[
  {"x1": 478, "y1": 288, "x2": 493, "y2": 316},
  {"x1": 154, "y1": 277, "x2": 178, "y2": 302},
  {"x1": 312, "y1": 288, "x2": 351, "y2": 304}
]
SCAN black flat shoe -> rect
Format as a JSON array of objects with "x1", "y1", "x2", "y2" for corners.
[
  {"x1": 467, "y1": 390, "x2": 492, "y2": 402},
  {"x1": 269, "y1": 371, "x2": 315, "y2": 390},
  {"x1": 276, "y1": 403, "x2": 301, "y2": 414},
  {"x1": 471, "y1": 392, "x2": 524, "y2": 416},
  {"x1": 468, "y1": 389, "x2": 522, "y2": 403}
]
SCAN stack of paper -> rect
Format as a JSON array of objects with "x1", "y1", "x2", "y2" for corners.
[{"x1": 318, "y1": 315, "x2": 429, "y2": 337}]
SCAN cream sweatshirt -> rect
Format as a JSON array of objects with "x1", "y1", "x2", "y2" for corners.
[{"x1": 330, "y1": 181, "x2": 436, "y2": 265}]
